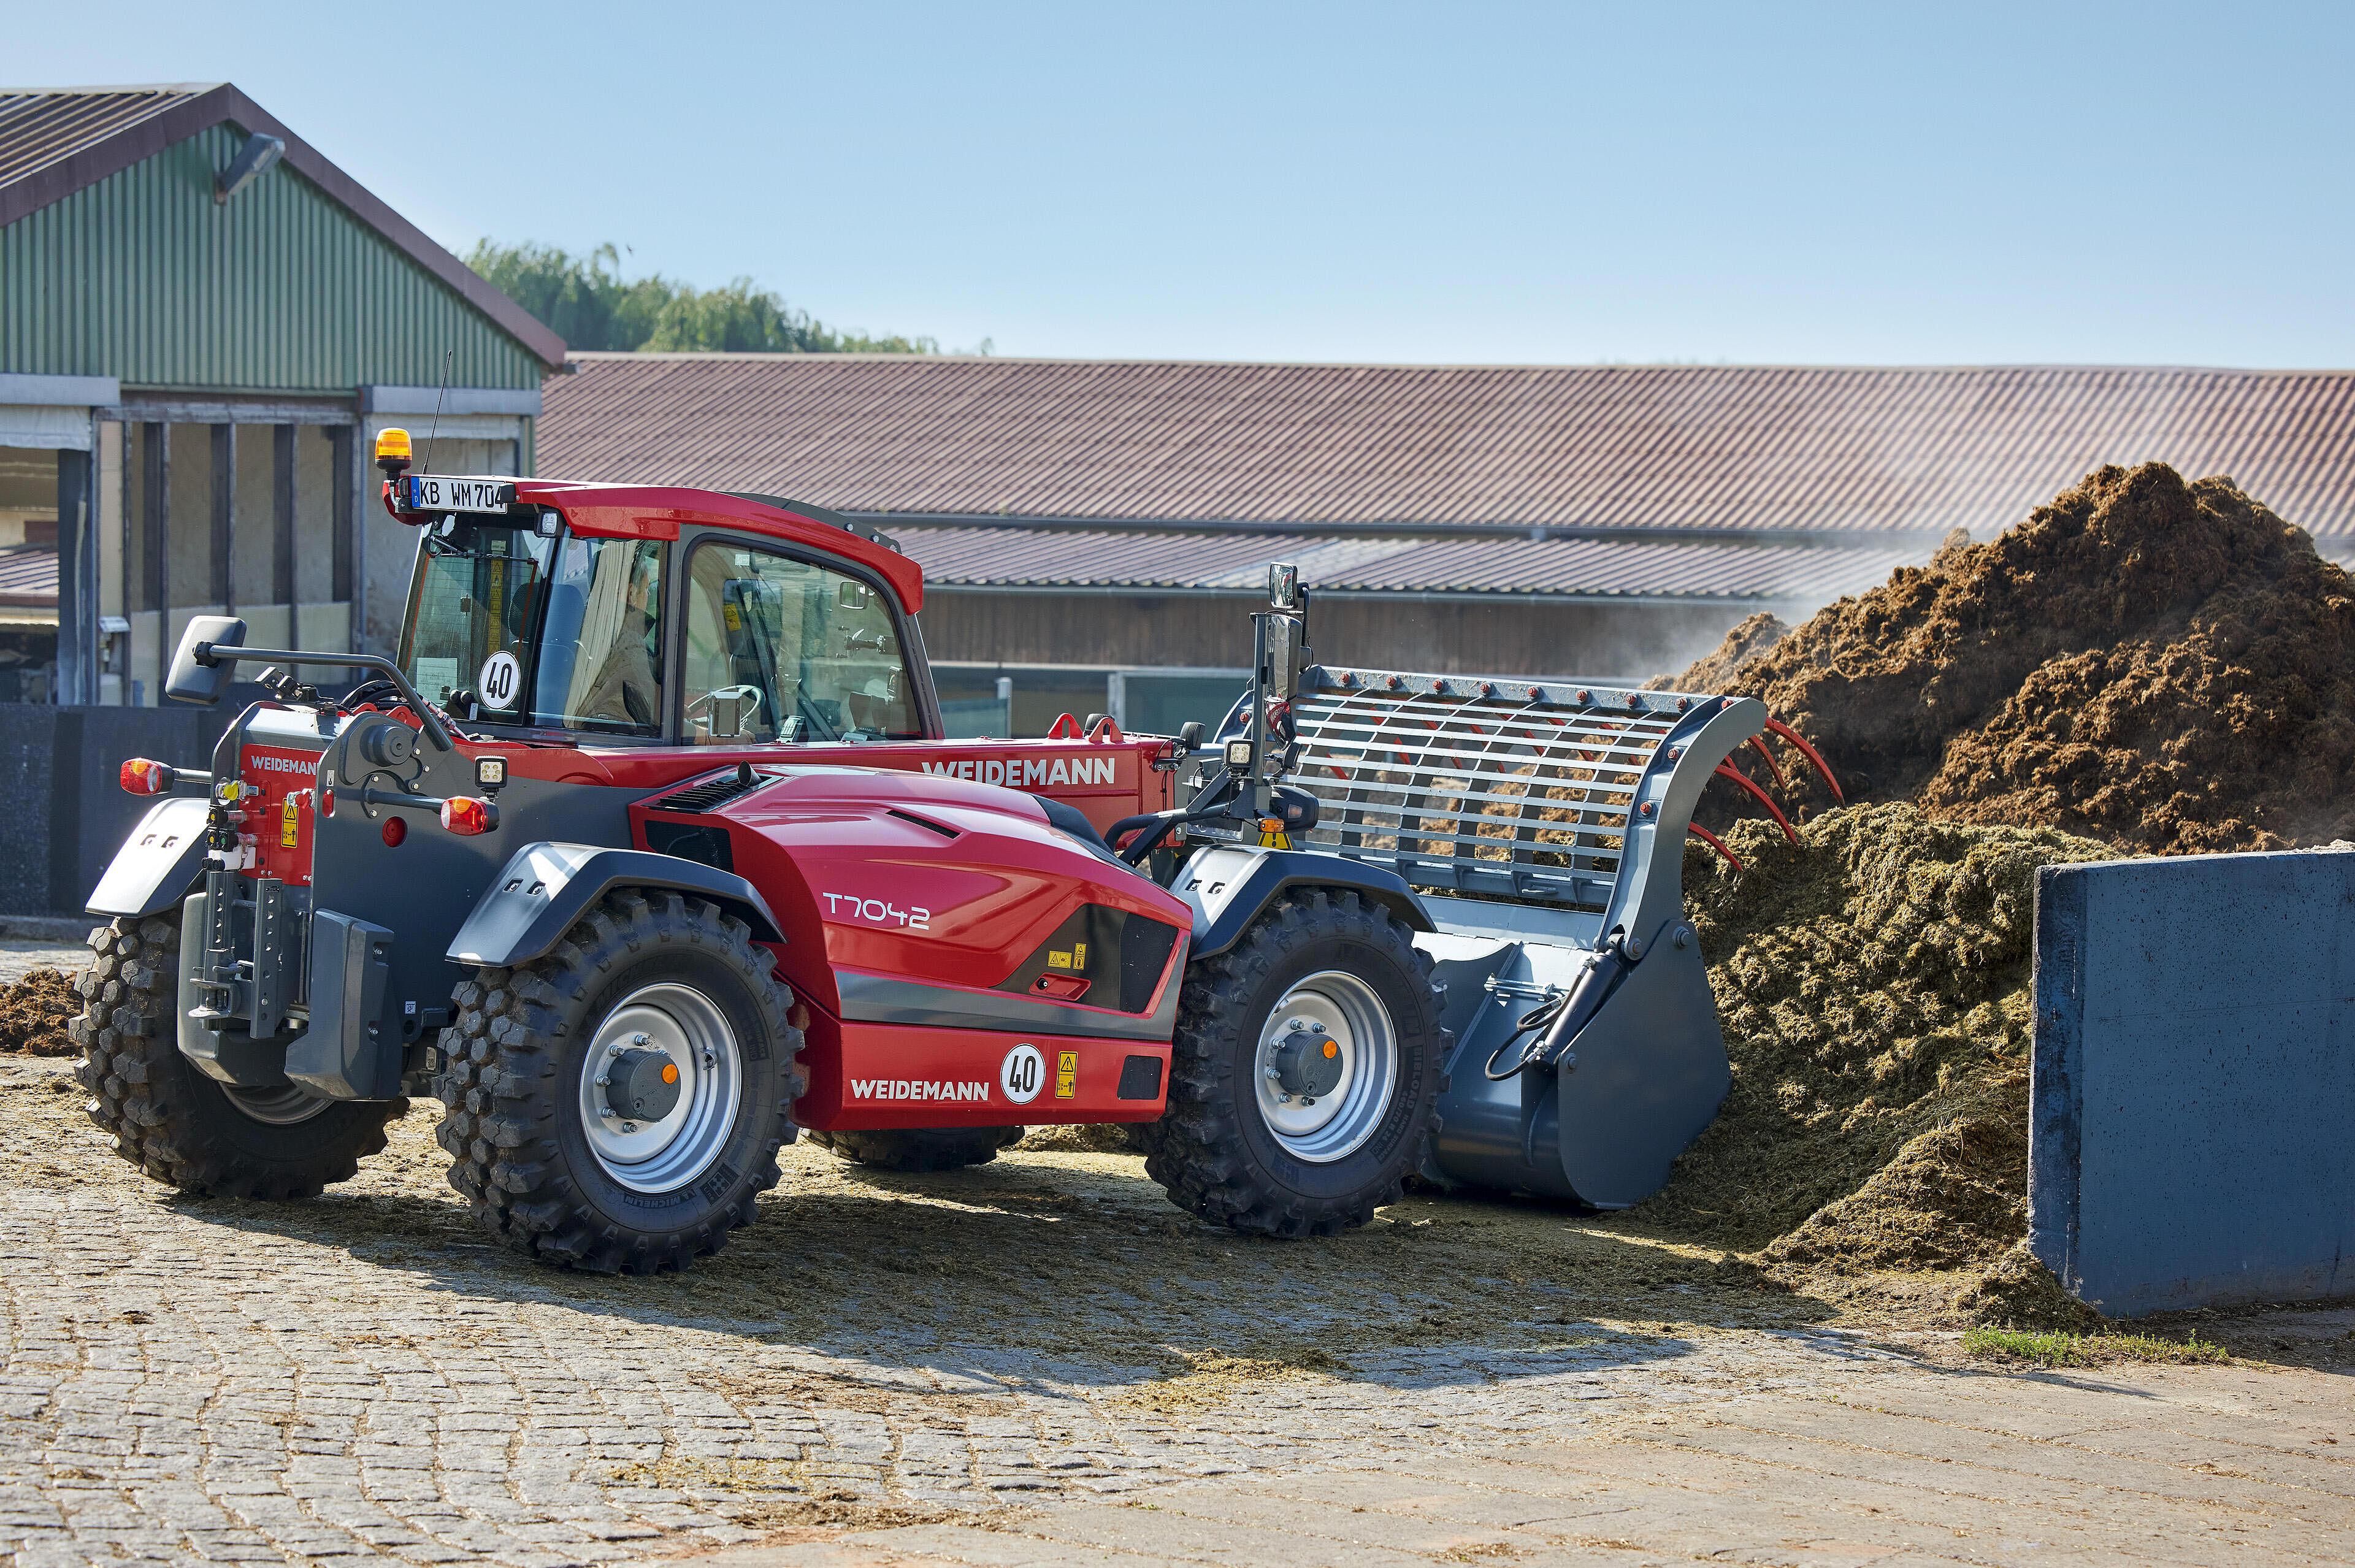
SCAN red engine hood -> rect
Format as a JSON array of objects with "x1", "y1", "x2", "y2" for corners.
[{"x1": 630, "y1": 766, "x2": 1191, "y2": 1025}]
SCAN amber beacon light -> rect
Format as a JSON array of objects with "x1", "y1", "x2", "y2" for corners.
[{"x1": 374, "y1": 426, "x2": 413, "y2": 481}]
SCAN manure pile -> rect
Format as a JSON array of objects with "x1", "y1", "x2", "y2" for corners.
[
  {"x1": 1637, "y1": 459, "x2": 2355, "y2": 1324},
  {"x1": 1672, "y1": 462, "x2": 2355, "y2": 854},
  {"x1": 0, "y1": 968, "x2": 78, "y2": 1055}
]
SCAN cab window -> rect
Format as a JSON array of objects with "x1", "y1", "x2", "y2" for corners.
[
  {"x1": 531, "y1": 535, "x2": 665, "y2": 735},
  {"x1": 681, "y1": 543, "x2": 919, "y2": 743}
]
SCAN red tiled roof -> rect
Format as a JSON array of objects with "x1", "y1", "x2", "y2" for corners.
[
  {"x1": 540, "y1": 355, "x2": 2355, "y2": 543},
  {"x1": 896, "y1": 526, "x2": 1915, "y2": 603},
  {"x1": 0, "y1": 546, "x2": 58, "y2": 607},
  {"x1": 0, "y1": 84, "x2": 199, "y2": 189}
]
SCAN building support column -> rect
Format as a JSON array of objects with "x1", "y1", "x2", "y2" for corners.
[
  {"x1": 274, "y1": 423, "x2": 296, "y2": 647},
  {"x1": 142, "y1": 423, "x2": 169, "y2": 702},
  {"x1": 329, "y1": 424, "x2": 356, "y2": 651},
  {"x1": 210, "y1": 424, "x2": 236, "y2": 613},
  {"x1": 56, "y1": 442, "x2": 96, "y2": 706}
]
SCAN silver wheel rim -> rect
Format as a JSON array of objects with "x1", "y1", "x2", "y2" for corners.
[
  {"x1": 578, "y1": 982, "x2": 743, "y2": 1194},
  {"x1": 1252, "y1": 969, "x2": 1398, "y2": 1164},
  {"x1": 224, "y1": 1080, "x2": 332, "y2": 1126}
]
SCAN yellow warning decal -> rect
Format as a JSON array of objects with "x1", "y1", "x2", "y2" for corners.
[
  {"x1": 1055, "y1": 1050, "x2": 1078, "y2": 1099},
  {"x1": 1072, "y1": 942, "x2": 1087, "y2": 968},
  {"x1": 1258, "y1": 829, "x2": 1292, "y2": 849},
  {"x1": 1047, "y1": 950, "x2": 1072, "y2": 970},
  {"x1": 280, "y1": 795, "x2": 300, "y2": 848},
  {"x1": 1048, "y1": 943, "x2": 1090, "y2": 971},
  {"x1": 723, "y1": 602, "x2": 741, "y2": 632}
]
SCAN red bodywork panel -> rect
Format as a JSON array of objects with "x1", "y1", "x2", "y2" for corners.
[
  {"x1": 495, "y1": 734, "x2": 1171, "y2": 836},
  {"x1": 508, "y1": 479, "x2": 926, "y2": 612},
  {"x1": 633, "y1": 767, "x2": 1190, "y2": 1129},
  {"x1": 237, "y1": 744, "x2": 323, "y2": 885}
]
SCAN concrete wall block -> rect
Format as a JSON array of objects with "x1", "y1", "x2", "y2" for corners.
[
  {"x1": 2031, "y1": 851, "x2": 2355, "y2": 1317},
  {"x1": 0, "y1": 703, "x2": 240, "y2": 917}
]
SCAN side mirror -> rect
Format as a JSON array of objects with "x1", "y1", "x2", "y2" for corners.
[
  {"x1": 165, "y1": 615, "x2": 248, "y2": 705},
  {"x1": 1175, "y1": 721, "x2": 1204, "y2": 753},
  {"x1": 1267, "y1": 562, "x2": 1300, "y2": 611}
]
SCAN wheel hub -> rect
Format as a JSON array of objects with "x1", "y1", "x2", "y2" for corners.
[
  {"x1": 1252, "y1": 971, "x2": 1400, "y2": 1164},
  {"x1": 1270, "y1": 1023, "x2": 1346, "y2": 1098},
  {"x1": 600, "y1": 1046, "x2": 684, "y2": 1123},
  {"x1": 576, "y1": 984, "x2": 743, "y2": 1194}
]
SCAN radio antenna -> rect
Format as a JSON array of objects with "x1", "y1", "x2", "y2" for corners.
[{"x1": 422, "y1": 348, "x2": 451, "y2": 475}]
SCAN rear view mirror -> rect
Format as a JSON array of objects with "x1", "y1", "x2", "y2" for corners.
[
  {"x1": 165, "y1": 616, "x2": 247, "y2": 705},
  {"x1": 1268, "y1": 562, "x2": 1300, "y2": 611},
  {"x1": 837, "y1": 579, "x2": 870, "y2": 610}
]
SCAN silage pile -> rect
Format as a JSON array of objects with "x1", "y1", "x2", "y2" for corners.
[
  {"x1": 1674, "y1": 462, "x2": 2355, "y2": 854},
  {"x1": 1636, "y1": 805, "x2": 2108, "y2": 1325},
  {"x1": 1634, "y1": 461, "x2": 2355, "y2": 1323}
]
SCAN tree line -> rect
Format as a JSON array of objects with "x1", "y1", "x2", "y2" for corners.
[{"x1": 466, "y1": 241, "x2": 958, "y2": 354}]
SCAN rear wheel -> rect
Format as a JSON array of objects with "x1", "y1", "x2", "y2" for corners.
[
  {"x1": 1142, "y1": 890, "x2": 1443, "y2": 1236},
  {"x1": 72, "y1": 912, "x2": 407, "y2": 1198},
  {"x1": 806, "y1": 1125, "x2": 1025, "y2": 1173},
  {"x1": 435, "y1": 891, "x2": 803, "y2": 1272}
]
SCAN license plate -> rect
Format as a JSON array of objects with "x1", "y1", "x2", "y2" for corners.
[{"x1": 403, "y1": 475, "x2": 516, "y2": 514}]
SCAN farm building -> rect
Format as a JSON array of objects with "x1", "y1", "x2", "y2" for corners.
[
  {"x1": 0, "y1": 82, "x2": 562, "y2": 705},
  {"x1": 538, "y1": 354, "x2": 2355, "y2": 733}
]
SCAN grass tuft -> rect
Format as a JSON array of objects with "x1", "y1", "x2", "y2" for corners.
[{"x1": 1962, "y1": 1326, "x2": 2228, "y2": 1368}]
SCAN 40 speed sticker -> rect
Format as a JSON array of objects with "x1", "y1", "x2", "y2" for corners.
[
  {"x1": 476, "y1": 650, "x2": 521, "y2": 709},
  {"x1": 1000, "y1": 1043, "x2": 1045, "y2": 1106}
]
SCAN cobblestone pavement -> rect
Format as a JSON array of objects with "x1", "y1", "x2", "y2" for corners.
[
  {"x1": 0, "y1": 943, "x2": 86, "y2": 987},
  {"x1": 3, "y1": 1049, "x2": 2351, "y2": 1567}
]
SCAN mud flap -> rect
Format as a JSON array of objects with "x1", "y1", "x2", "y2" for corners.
[
  {"x1": 88, "y1": 796, "x2": 210, "y2": 917},
  {"x1": 287, "y1": 911, "x2": 398, "y2": 1100}
]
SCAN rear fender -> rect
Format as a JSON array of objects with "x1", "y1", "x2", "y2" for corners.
[
  {"x1": 88, "y1": 796, "x2": 212, "y2": 918},
  {"x1": 446, "y1": 842, "x2": 784, "y2": 968},
  {"x1": 1174, "y1": 846, "x2": 1434, "y2": 960}
]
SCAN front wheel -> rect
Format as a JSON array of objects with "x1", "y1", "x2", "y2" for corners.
[
  {"x1": 435, "y1": 891, "x2": 805, "y2": 1272},
  {"x1": 1142, "y1": 890, "x2": 1444, "y2": 1236}
]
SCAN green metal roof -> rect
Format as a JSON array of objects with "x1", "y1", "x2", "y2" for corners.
[{"x1": 0, "y1": 84, "x2": 563, "y2": 394}]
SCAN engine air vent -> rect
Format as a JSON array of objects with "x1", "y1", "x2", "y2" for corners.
[{"x1": 653, "y1": 762, "x2": 771, "y2": 814}]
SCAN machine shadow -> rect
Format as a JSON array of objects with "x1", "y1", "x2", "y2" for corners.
[{"x1": 172, "y1": 1138, "x2": 1838, "y2": 1397}]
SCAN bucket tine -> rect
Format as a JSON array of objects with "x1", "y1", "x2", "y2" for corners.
[
  {"x1": 1686, "y1": 821, "x2": 1744, "y2": 872},
  {"x1": 1764, "y1": 716, "x2": 1842, "y2": 801},
  {"x1": 1745, "y1": 735, "x2": 1787, "y2": 787},
  {"x1": 1713, "y1": 761, "x2": 1800, "y2": 844}
]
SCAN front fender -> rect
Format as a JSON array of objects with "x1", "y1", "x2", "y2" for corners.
[
  {"x1": 447, "y1": 842, "x2": 786, "y2": 968},
  {"x1": 1174, "y1": 846, "x2": 1434, "y2": 959},
  {"x1": 87, "y1": 796, "x2": 212, "y2": 917}
]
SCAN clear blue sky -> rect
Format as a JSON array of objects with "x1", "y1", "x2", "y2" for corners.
[{"x1": 13, "y1": 2, "x2": 2351, "y2": 365}]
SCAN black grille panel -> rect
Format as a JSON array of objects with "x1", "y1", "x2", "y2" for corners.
[{"x1": 653, "y1": 766, "x2": 770, "y2": 813}]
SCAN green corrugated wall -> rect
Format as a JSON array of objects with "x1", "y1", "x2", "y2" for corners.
[{"x1": 1, "y1": 123, "x2": 543, "y2": 392}]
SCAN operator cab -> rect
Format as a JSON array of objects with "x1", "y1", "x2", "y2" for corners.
[{"x1": 378, "y1": 429, "x2": 930, "y2": 747}]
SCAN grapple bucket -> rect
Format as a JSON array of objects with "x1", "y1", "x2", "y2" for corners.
[{"x1": 1276, "y1": 665, "x2": 1773, "y2": 1207}]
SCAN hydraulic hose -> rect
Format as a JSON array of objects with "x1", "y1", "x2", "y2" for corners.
[{"x1": 1482, "y1": 940, "x2": 1630, "y2": 1080}]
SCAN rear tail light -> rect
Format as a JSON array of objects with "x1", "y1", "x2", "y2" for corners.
[
  {"x1": 439, "y1": 797, "x2": 496, "y2": 836},
  {"x1": 120, "y1": 758, "x2": 175, "y2": 795}
]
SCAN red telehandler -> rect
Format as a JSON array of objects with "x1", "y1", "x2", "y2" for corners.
[{"x1": 75, "y1": 435, "x2": 1831, "y2": 1272}]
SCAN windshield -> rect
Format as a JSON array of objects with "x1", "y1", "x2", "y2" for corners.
[
  {"x1": 397, "y1": 518, "x2": 666, "y2": 736},
  {"x1": 399, "y1": 519, "x2": 552, "y2": 710}
]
